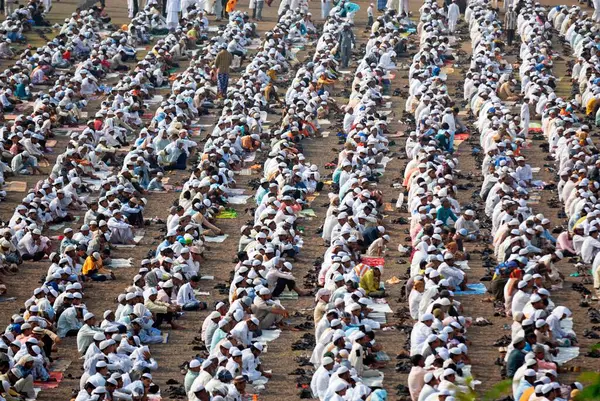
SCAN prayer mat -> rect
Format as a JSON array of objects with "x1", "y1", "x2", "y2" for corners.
[
  {"x1": 46, "y1": 139, "x2": 57, "y2": 148},
  {"x1": 133, "y1": 231, "x2": 145, "y2": 244},
  {"x1": 49, "y1": 223, "x2": 65, "y2": 231},
  {"x1": 361, "y1": 256, "x2": 385, "y2": 267},
  {"x1": 216, "y1": 210, "x2": 238, "y2": 219},
  {"x1": 321, "y1": 131, "x2": 330, "y2": 137},
  {"x1": 34, "y1": 372, "x2": 63, "y2": 389},
  {"x1": 454, "y1": 283, "x2": 487, "y2": 296},
  {"x1": 299, "y1": 209, "x2": 317, "y2": 218},
  {"x1": 306, "y1": 193, "x2": 320, "y2": 203},
  {"x1": 369, "y1": 303, "x2": 393, "y2": 314},
  {"x1": 70, "y1": 125, "x2": 87, "y2": 132},
  {"x1": 278, "y1": 290, "x2": 299, "y2": 300},
  {"x1": 4, "y1": 181, "x2": 27, "y2": 192},
  {"x1": 14, "y1": 102, "x2": 35, "y2": 112},
  {"x1": 204, "y1": 235, "x2": 229, "y2": 243},
  {"x1": 317, "y1": 119, "x2": 331, "y2": 125},
  {"x1": 200, "y1": 275, "x2": 214, "y2": 280},
  {"x1": 529, "y1": 122, "x2": 542, "y2": 133},
  {"x1": 0, "y1": 297, "x2": 16, "y2": 303},
  {"x1": 528, "y1": 191, "x2": 541, "y2": 205},
  {"x1": 226, "y1": 188, "x2": 246, "y2": 195}
]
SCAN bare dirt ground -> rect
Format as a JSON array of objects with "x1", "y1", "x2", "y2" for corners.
[{"x1": 1, "y1": 0, "x2": 599, "y2": 400}]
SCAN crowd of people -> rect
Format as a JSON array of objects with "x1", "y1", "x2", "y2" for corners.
[
  {"x1": 465, "y1": 0, "x2": 590, "y2": 400},
  {"x1": 550, "y1": 5, "x2": 600, "y2": 297},
  {"x1": 309, "y1": 6, "x2": 415, "y2": 401},
  {"x1": 0, "y1": 0, "x2": 597, "y2": 398}
]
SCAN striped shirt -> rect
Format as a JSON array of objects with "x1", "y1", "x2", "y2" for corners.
[{"x1": 505, "y1": 10, "x2": 517, "y2": 30}]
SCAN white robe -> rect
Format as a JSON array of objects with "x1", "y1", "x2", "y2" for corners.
[{"x1": 167, "y1": 0, "x2": 181, "y2": 29}]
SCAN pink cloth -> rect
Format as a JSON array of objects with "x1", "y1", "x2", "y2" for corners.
[{"x1": 408, "y1": 366, "x2": 426, "y2": 401}]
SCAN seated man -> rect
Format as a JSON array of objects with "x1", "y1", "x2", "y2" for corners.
[
  {"x1": 82, "y1": 252, "x2": 115, "y2": 282},
  {"x1": 251, "y1": 288, "x2": 289, "y2": 329},
  {"x1": 359, "y1": 265, "x2": 385, "y2": 297}
]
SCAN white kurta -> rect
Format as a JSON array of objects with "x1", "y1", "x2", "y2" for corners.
[{"x1": 167, "y1": 0, "x2": 181, "y2": 29}]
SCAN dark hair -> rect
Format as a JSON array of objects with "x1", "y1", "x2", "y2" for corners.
[{"x1": 411, "y1": 355, "x2": 424, "y2": 366}]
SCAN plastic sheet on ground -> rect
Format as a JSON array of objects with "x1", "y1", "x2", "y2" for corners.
[
  {"x1": 454, "y1": 283, "x2": 487, "y2": 296},
  {"x1": 361, "y1": 371, "x2": 384, "y2": 387},
  {"x1": 253, "y1": 329, "x2": 281, "y2": 342},
  {"x1": 369, "y1": 303, "x2": 393, "y2": 314},
  {"x1": 228, "y1": 195, "x2": 251, "y2": 205},
  {"x1": 109, "y1": 258, "x2": 134, "y2": 268},
  {"x1": 204, "y1": 235, "x2": 229, "y2": 243},
  {"x1": 553, "y1": 347, "x2": 579, "y2": 365}
]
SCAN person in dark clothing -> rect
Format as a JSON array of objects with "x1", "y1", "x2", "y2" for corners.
[{"x1": 506, "y1": 336, "x2": 526, "y2": 378}]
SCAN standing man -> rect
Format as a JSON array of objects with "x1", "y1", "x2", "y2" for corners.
[
  {"x1": 166, "y1": 0, "x2": 181, "y2": 31},
  {"x1": 338, "y1": 24, "x2": 355, "y2": 69},
  {"x1": 213, "y1": 45, "x2": 233, "y2": 99},
  {"x1": 504, "y1": 6, "x2": 517, "y2": 46},
  {"x1": 321, "y1": 0, "x2": 331, "y2": 19},
  {"x1": 447, "y1": 0, "x2": 460, "y2": 33},
  {"x1": 520, "y1": 97, "x2": 530, "y2": 138},
  {"x1": 253, "y1": 0, "x2": 264, "y2": 20},
  {"x1": 398, "y1": 0, "x2": 408, "y2": 16}
]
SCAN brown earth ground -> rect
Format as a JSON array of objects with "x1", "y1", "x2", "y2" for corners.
[{"x1": 1, "y1": 0, "x2": 599, "y2": 400}]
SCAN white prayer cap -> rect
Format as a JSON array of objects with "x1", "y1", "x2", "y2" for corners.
[
  {"x1": 322, "y1": 357, "x2": 334, "y2": 365},
  {"x1": 421, "y1": 313, "x2": 434, "y2": 321}
]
